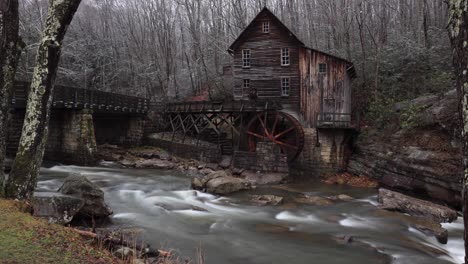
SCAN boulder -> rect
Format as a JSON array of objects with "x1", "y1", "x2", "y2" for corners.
[
  {"x1": 135, "y1": 159, "x2": 175, "y2": 169},
  {"x1": 191, "y1": 170, "x2": 228, "y2": 191},
  {"x1": 249, "y1": 195, "x2": 284, "y2": 206},
  {"x1": 232, "y1": 168, "x2": 245, "y2": 176},
  {"x1": 328, "y1": 194, "x2": 354, "y2": 201},
  {"x1": 113, "y1": 247, "x2": 134, "y2": 259},
  {"x1": 242, "y1": 170, "x2": 288, "y2": 185},
  {"x1": 32, "y1": 192, "x2": 84, "y2": 225},
  {"x1": 294, "y1": 194, "x2": 334, "y2": 206},
  {"x1": 219, "y1": 156, "x2": 232, "y2": 169},
  {"x1": 119, "y1": 159, "x2": 136, "y2": 168},
  {"x1": 205, "y1": 163, "x2": 219, "y2": 171},
  {"x1": 206, "y1": 176, "x2": 251, "y2": 194},
  {"x1": 59, "y1": 175, "x2": 113, "y2": 218},
  {"x1": 199, "y1": 168, "x2": 214, "y2": 175},
  {"x1": 378, "y1": 188, "x2": 457, "y2": 223}
]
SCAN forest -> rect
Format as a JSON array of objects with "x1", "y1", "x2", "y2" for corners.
[
  {"x1": 1, "y1": 0, "x2": 468, "y2": 264},
  {"x1": 17, "y1": 0, "x2": 452, "y2": 115}
]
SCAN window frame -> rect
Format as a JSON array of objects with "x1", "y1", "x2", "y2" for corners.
[
  {"x1": 242, "y1": 49, "x2": 251, "y2": 68},
  {"x1": 281, "y1": 48, "x2": 290, "y2": 66},
  {"x1": 243, "y1": 79, "x2": 250, "y2": 96},
  {"x1": 262, "y1": 21, "x2": 269, "y2": 33},
  {"x1": 281, "y1": 77, "x2": 290, "y2": 97},
  {"x1": 319, "y1": 63, "x2": 327, "y2": 74}
]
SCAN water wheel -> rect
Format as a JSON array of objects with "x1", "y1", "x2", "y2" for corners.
[{"x1": 246, "y1": 111, "x2": 305, "y2": 162}]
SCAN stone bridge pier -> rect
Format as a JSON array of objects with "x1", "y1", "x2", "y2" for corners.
[{"x1": 7, "y1": 109, "x2": 146, "y2": 165}]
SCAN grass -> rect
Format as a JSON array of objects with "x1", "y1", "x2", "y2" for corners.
[{"x1": 0, "y1": 199, "x2": 118, "y2": 264}]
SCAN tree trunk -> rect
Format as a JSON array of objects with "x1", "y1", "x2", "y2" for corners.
[
  {"x1": 447, "y1": 0, "x2": 468, "y2": 262},
  {"x1": 5, "y1": 0, "x2": 82, "y2": 200},
  {"x1": 0, "y1": 0, "x2": 22, "y2": 197}
]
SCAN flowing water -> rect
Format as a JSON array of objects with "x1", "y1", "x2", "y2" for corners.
[{"x1": 36, "y1": 162, "x2": 464, "y2": 264}]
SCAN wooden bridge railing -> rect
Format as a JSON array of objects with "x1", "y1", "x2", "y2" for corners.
[
  {"x1": 12, "y1": 81, "x2": 149, "y2": 114},
  {"x1": 164, "y1": 100, "x2": 282, "y2": 114}
]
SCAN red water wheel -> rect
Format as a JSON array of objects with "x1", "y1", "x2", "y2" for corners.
[{"x1": 246, "y1": 111, "x2": 305, "y2": 162}]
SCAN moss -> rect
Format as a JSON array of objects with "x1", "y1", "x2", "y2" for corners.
[{"x1": 0, "y1": 199, "x2": 117, "y2": 264}]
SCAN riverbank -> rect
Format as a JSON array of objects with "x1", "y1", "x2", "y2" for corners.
[{"x1": 0, "y1": 199, "x2": 117, "y2": 264}]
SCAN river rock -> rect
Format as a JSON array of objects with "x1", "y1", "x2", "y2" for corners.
[
  {"x1": 113, "y1": 247, "x2": 134, "y2": 259},
  {"x1": 59, "y1": 175, "x2": 113, "y2": 218},
  {"x1": 328, "y1": 194, "x2": 354, "y2": 201},
  {"x1": 191, "y1": 170, "x2": 228, "y2": 191},
  {"x1": 378, "y1": 188, "x2": 457, "y2": 223},
  {"x1": 32, "y1": 192, "x2": 84, "y2": 225},
  {"x1": 294, "y1": 194, "x2": 334, "y2": 206},
  {"x1": 120, "y1": 159, "x2": 136, "y2": 168},
  {"x1": 219, "y1": 156, "x2": 232, "y2": 169},
  {"x1": 249, "y1": 195, "x2": 284, "y2": 206},
  {"x1": 206, "y1": 176, "x2": 251, "y2": 194},
  {"x1": 242, "y1": 170, "x2": 288, "y2": 185},
  {"x1": 199, "y1": 168, "x2": 214, "y2": 175},
  {"x1": 135, "y1": 159, "x2": 175, "y2": 169}
]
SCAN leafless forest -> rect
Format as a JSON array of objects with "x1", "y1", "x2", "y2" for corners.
[{"x1": 17, "y1": 0, "x2": 451, "y2": 109}]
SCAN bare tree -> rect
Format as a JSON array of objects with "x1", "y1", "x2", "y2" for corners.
[
  {"x1": 447, "y1": 0, "x2": 468, "y2": 262},
  {"x1": 5, "y1": 0, "x2": 81, "y2": 199}
]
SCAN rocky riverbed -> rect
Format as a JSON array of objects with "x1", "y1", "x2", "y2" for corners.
[{"x1": 34, "y1": 162, "x2": 464, "y2": 264}]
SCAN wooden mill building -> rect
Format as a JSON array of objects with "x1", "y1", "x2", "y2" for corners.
[
  {"x1": 224, "y1": 7, "x2": 357, "y2": 174},
  {"x1": 164, "y1": 7, "x2": 357, "y2": 176}
]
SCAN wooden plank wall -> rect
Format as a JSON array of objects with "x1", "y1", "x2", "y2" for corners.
[
  {"x1": 232, "y1": 12, "x2": 302, "y2": 112},
  {"x1": 299, "y1": 49, "x2": 352, "y2": 128}
]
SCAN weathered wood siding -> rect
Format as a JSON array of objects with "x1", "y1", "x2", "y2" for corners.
[
  {"x1": 299, "y1": 48, "x2": 352, "y2": 128},
  {"x1": 232, "y1": 12, "x2": 302, "y2": 111}
]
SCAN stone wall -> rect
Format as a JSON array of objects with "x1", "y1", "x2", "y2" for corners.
[
  {"x1": 291, "y1": 128, "x2": 353, "y2": 179},
  {"x1": 61, "y1": 110, "x2": 97, "y2": 165},
  {"x1": 233, "y1": 142, "x2": 289, "y2": 173},
  {"x1": 146, "y1": 137, "x2": 222, "y2": 163},
  {"x1": 7, "y1": 110, "x2": 145, "y2": 165}
]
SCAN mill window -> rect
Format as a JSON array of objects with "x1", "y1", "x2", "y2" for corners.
[
  {"x1": 243, "y1": 79, "x2": 250, "y2": 95},
  {"x1": 242, "y1": 49, "x2": 251, "y2": 68},
  {"x1": 281, "y1": 48, "x2": 290, "y2": 66},
  {"x1": 319, "y1": 63, "x2": 327, "y2": 74},
  {"x1": 263, "y1": 21, "x2": 269, "y2": 33},
  {"x1": 281, "y1": 78, "x2": 290, "y2": 96}
]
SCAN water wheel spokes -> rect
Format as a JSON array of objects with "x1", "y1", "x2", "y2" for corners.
[{"x1": 246, "y1": 111, "x2": 304, "y2": 162}]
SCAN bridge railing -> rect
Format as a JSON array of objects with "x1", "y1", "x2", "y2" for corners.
[
  {"x1": 164, "y1": 100, "x2": 283, "y2": 113},
  {"x1": 12, "y1": 81, "x2": 149, "y2": 114}
]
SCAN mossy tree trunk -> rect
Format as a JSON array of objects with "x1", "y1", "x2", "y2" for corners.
[
  {"x1": 5, "y1": 0, "x2": 81, "y2": 200},
  {"x1": 0, "y1": 0, "x2": 22, "y2": 197},
  {"x1": 447, "y1": 0, "x2": 468, "y2": 262}
]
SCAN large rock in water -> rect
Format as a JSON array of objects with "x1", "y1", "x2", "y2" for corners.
[
  {"x1": 378, "y1": 188, "x2": 457, "y2": 223},
  {"x1": 32, "y1": 192, "x2": 84, "y2": 225},
  {"x1": 205, "y1": 176, "x2": 251, "y2": 194},
  {"x1": 59, "y1": 175, "x2": 113, "y2": 218},
  {"x1": 348, "y1": 90, "x2": 462, "y2": 208}
]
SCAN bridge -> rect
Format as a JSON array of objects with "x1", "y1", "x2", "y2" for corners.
[{"x1": 7, "y1": 81, "x2": 150, "y2": 165}]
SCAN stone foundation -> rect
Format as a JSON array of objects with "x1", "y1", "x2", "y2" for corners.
[
  {"x1": 291, "y1": 128, "x2": 353, "y2": 178},
  {"x1": 233, "y1": 142, "x2": 289, "y2": 173},
  {"x1": 146, "y1": 137, "x2": 222, "y2": 163},
  {"x1": 7, "y1": 110, "x2": 145, "y2": 165}
]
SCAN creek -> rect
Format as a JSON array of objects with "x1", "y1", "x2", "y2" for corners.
[{"x1": 36, "y1": 162, "x2": 463, "y2": 264}]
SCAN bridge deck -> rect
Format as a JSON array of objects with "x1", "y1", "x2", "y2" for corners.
[
  {"x1": 12, "y1": 81, "x2": 149, "y2": 114},
  {"x1": 165, "y1": 100, "x2": 282, "y2": 114}
]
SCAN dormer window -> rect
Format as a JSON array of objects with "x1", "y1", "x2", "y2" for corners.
[
  {"x1": 281, "y1": 48, "x2": 290, "y2": 66},
  {"x1": 242, "y1": 49, "x2": 251, "y2": 68},
  {"x1": 263, "y1": 21, "x2": 269, "y2": 33}
]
